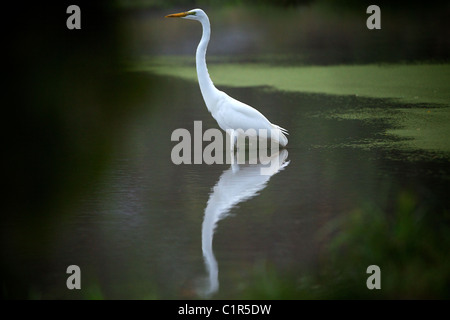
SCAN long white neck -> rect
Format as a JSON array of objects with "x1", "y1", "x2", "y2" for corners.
[{"x1": 196, "y1": 15, "x2": 219, "y2": 111}]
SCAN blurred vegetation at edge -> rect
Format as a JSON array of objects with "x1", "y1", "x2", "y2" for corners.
[
  {"x1": 115, "y1": 0, "x2": 448, "y2": 10},
  {"x1": 240, "y1": 190, "x2": 450, "y2": 299}
]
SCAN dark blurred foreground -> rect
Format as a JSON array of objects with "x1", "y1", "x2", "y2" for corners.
[{"x1": 2, "y1": 1, "x2": 153, "y2": 298}]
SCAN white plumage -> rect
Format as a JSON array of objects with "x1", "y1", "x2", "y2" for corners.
[{"x1": 166, "y1": 8, "x2": 288, "y2": 148}]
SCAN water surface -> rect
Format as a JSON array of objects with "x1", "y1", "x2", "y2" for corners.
[{"x1": 37, "y1": 72, "x2": 450, "y2": 299}]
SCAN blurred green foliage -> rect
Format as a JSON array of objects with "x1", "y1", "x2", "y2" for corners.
[
  {"x1": 239, "y1": 190, "x2": 450, "y2": 299},
  {"x1": 116, "y1": 0, "x2": 449, "y2": 9},
  {"x1": 115, "y1": 0, "x2": 314, "y2": 9}
]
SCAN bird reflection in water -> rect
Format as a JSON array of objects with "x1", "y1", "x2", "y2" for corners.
[{"x1": 198, "y1": 149, "x2": 290, "y2": 297}]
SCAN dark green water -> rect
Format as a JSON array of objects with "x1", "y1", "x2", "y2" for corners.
[{"x1": 22, "y1": 73, "x2": 448, "y2": 299}]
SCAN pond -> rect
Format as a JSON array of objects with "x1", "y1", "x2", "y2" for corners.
[
  {"x1": 3, "y1": 3, "x2": 450, "y2": 299},
  {"x1": 31, "y1": 66, "x2": 448, "y2": 298}
]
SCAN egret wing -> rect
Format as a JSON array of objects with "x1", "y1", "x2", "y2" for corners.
[{"x1": 217, "y1": 95, "x2": 273, "y2": 132}]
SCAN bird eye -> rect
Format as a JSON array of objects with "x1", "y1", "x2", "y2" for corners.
[{"x1": 188, "y1": 11, "x2": 196, "y2": 15}]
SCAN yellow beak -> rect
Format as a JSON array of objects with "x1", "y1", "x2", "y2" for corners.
[{"x1": 165, "y1": 12, "x2": 188, "y2": 18}]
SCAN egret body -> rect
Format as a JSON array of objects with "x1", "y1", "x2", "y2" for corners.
[{"x1": 165, "y1": 9, "x2": 288, "y2": 149}]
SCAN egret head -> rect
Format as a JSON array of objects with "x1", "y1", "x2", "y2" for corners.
[{"x1": 165, "y1": 8, "x2": 206, "y2": 21}]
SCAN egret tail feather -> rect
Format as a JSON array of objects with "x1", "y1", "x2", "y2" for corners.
[{"x1": 271, "y1": 124, "x2": 288, "y2": 147}]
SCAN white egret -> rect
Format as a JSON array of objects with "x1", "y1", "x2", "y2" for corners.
[{"x1": 165, "y1": 9, "x2": 288, "y2": 149}]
